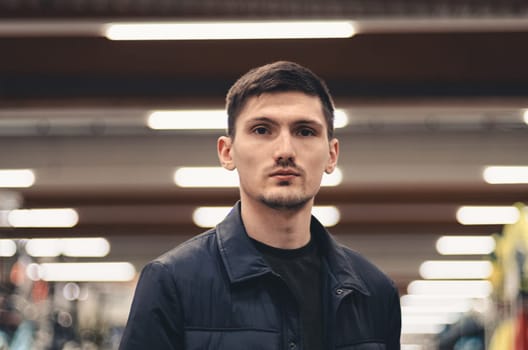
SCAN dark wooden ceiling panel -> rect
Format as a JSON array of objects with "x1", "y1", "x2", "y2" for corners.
[{"x1": 1, "y1": 0, "x2": 527, "y2": 18}]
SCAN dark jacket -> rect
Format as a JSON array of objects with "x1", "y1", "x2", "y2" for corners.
[{"x1": 119, "y1": 202, "x2": 401, "y2": 350}]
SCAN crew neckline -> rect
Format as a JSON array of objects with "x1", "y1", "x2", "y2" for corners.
[{"x1": 250, "y1": 236, "x2": 317, "y2": 259}]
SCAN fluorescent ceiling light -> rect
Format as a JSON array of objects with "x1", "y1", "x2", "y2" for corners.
[
  {"x1": 147, "y1": 109, "x2": 348, "y2": 130},
  {"x1": 402, "y1": 304, "x2": 470, "y2": 315},
  {"x1": 322, "y1": 168, "x2": 343, "y2": 186},
  {"x1": 25, "y1": 237, "x2": 110, "y2": 257},
  {"x1": 401, "y1": 345, "x2": 423, "y2": 350},
  {"x1": 318, "y1": 169, "x2": 343, "y2": 186},
  {"x1": 193, "y1": 205, "x2": 340, "y2": 227},
  {"x1": 402, "y1": 314, "x2": 460, "y2": 326},
  {"x1": 174, "y1": 167, "x2": 238, "y2": 188},
  {"x1": 174, "y1": 167, "x2": 342, "y2": 188},
  {"x1": 436, "y1": 235, "x2": 495, "y2": 255},
  {"x1": 401, "y1": 294, "x2": 490, "y2": 314},
  {"x1": 25, "y1": 239, "x2": 61, "y2": 257},
  {"x1": 62, "y1": 237, "x2": 110, "y2": 257},
  {"x1": 483, "y1": 166, "x2": 528, "y2": 184},
  {"x1": 401, "y1": 323, "x2": 444, "y2": 335},
  {"x1": 311, "y1": 206, "x2": 340, "y2": 227},
  {"x1": 192, "y1": 206, "x2": 232, "y2": 228},
  {"x1": 456, "y1": 206, "x2": 520, "y2": 225},
  {"x1": 28, "y1": 262, "x2": 136, "y2": 282},
  {"x1": 419, "y1": 260, "x2": 492, "y2": 280},
  {"x1": 407, "y1": 280, "x2": 492, "y2": 298},
  {"x1": 8, "y1": 208, "x2": 79, "y2": 228},
  {"x1": 401, "y1": 294, "x2": 492, "y2": 315},
  {"x1": 105, "y1": 21, "x2": 355, "y2": 41},
  {"x1": 147, "y1": 110, "x2": 227, "y2": 130},
  {"x1": 0, "y1": 169, "x2": 35, "y2": 188},
  {"x1": 401, "y1": 294, "x2": 484, "y2": 307},
  {"x1": 401, "y1": 295, "x2": 468, "y2": 307},
  {"x1": 0, "y1": 239, "x2": 17, "y2": 257},
  {"x1": 5, "y1": 18, "x2": 528, "y2": 38},
  {"x1": 400, "y1": 294, "x2": 482, "y2": 306},
  {"x1": 334, "y1": 110, "x2": 349, "y2": 128}
]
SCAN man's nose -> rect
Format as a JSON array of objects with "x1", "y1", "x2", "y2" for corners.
[{"x1": 273, "y1": 132, "x2": 296, "y2": 163}]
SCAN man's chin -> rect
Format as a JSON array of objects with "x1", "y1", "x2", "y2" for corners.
[{"x1": 258, "y1": 195, "x2": 311, "y2": 211}]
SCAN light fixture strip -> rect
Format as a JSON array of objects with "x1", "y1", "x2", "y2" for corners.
[
  {"x1": 193, "y1": 205, "x2": 340, "y2": 227},
  {"x1": 7, "y1": 208, "x2": 79, "y2": 228},
  {"x1": 400, "y1": 344, "x2": 424, "y2": 350},
  {"x1": 419, "y1": 260, "x2": 492, "y2": 280},
  {"x1": 25, "y1": 237, "x2": 110, "y2": 257},
  {"x1": 105, "y1": 21, "x2": 356, "y2": 41},
  {"x1": 402, "y1": 314, "x2": 460, "y2": 326},
  {"x1": 401, "y1": 323, "x2": 444, "y2": 335},
  {"x1": 147, "y1": 110, "x2": 227, "y2": 130},
  {"x1": 174, "y1": 167, "x2": 239, "y2": 188},
  {"x1": 0, "y1": 169, "x2": 35, "y2": 188},
  {"x1": 311, "y1": 206, "x2": 341, "y2": 227},
  {"x1": 401, "y1": 295, "x2": 476, "y2": 308},
  {"x1": 29, "y1": 262, "x2": 136, "y2": 282},
  {"x1": 456, "y1": 206, "x2": 521, "y2": 225},
  {"x1": 435, "y1": 235, "x2": 495, "y2": 255},
  {"x1": 483, "y1": 166, "x2": 528, "y2": 184},
  {"x1": 402, "y1": 305, "x2": 470, "y2": 315},
  {"x1": 147, "y1": 109, "x2": 349, "y2": 130},
  {"x1": 0, "y1": 239, "x2": 17, "y2": 257},
  {"x1": 407, "y1": 280, "x2": 492, "y2": 298},
  {"x1": 174, "y1": 167, "x2": 342, "y2": 188}
]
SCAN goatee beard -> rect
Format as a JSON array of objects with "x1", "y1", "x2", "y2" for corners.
[{"x1": 259, "y1": 195, "x2": 311, "y2": 211}]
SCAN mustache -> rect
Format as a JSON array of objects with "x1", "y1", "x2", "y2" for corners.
[
  {"x1": 276, "y1": 157, "x2": 296, "y2": 168},
  {"x1": 271, "y1": 158, "x2": 304, "y2": 175}
]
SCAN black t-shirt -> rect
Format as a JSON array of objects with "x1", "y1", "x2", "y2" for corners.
[{"x1": 251, "y1": 236, "x2": 324, "y2": 350}]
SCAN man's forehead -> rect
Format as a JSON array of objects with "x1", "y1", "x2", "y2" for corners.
[{"x1": 238, "y1": 92, "x2": 325, "y2": 122}]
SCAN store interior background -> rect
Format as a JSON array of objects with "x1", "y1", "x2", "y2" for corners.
[{"x1": 1, "y1": 1, "x2": 528, "y2": 349}]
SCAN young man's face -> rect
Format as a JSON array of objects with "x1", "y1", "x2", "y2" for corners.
[{"x1": 218, "y1": 91, "x2": 339, "y2": 210}]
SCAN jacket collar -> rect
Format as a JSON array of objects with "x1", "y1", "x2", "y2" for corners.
[
  {"x1": 310, "y1": 216, "x2": 370, "y2": 296},
  {"x1": 215, "y1": 202, "x2": 272, "y2": 283},
  {"x1": 216, "y1": 201, "x2": 370, "y2": 295}
]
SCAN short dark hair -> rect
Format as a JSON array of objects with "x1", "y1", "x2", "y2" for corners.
[{"x1": 226, "y1": 61, "x2": 335, "y2": 139}]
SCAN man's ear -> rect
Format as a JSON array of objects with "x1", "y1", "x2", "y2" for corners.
[
  {"x1": 217, "y1": 136, "x2": 236, "y2": 170},
  {"x1": 325, "y1": 138, "x2": 339, "y2": 174}
]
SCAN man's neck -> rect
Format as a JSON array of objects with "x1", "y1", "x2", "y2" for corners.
[{"x1": 240, "y1": 198, "x2": 313, "y2": 249}]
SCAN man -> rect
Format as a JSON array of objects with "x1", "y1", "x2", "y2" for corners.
[{"x1": 119, "y1": 61, "x2": 401, "y2": 350}]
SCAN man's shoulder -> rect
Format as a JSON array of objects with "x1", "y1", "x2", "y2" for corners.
[
  {"x1": 135, "y1": 228, "x2": 230, "y2": 299},
  {"x1": 153, "y1": 228, "x2": 219, "y2": 270}
]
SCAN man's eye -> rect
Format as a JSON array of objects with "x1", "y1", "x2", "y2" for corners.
[
  {"x1": 253, "y1": 127, "x2": 269, "y2": 135},
  {"x1": 298, "y1": 128, "x2": 315, "y2": 136}
]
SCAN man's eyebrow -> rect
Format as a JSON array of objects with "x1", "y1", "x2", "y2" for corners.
[
  {"x1": 247, "y1": 116, "x2": 274, "y2": 122},
  {"x1": 293, "y1": 119, "x2": 324, "y2": 127},
  {"x1": 246, "y1": 116, "x2": 323, "y2": 126},
  {"x1": 244, "y1": 116, "x2": 279, "y2": 126}
]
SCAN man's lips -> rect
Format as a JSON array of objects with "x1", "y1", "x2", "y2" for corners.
[{"x1": 269, "y1": 169, "x2": 301, "y2": 177}]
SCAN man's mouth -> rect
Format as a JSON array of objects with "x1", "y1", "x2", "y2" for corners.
[
  {"x1": 270, "y1": 169, "x2": 300, "y2": 177},
  {"x1": 269, "y1": 169, "x2": 301, "y2": 182}
]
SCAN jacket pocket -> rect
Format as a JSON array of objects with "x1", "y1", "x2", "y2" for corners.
[
  {"x1": 184, "y1": 328, "x2": 280, "y2": 350},
  {"x1": 337, "y1": 342, "x2": 386, "y2": 350}
]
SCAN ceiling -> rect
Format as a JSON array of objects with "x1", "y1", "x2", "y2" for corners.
[{"x1": 1, "y1": 0, "x2": 528, "y2": 295}]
